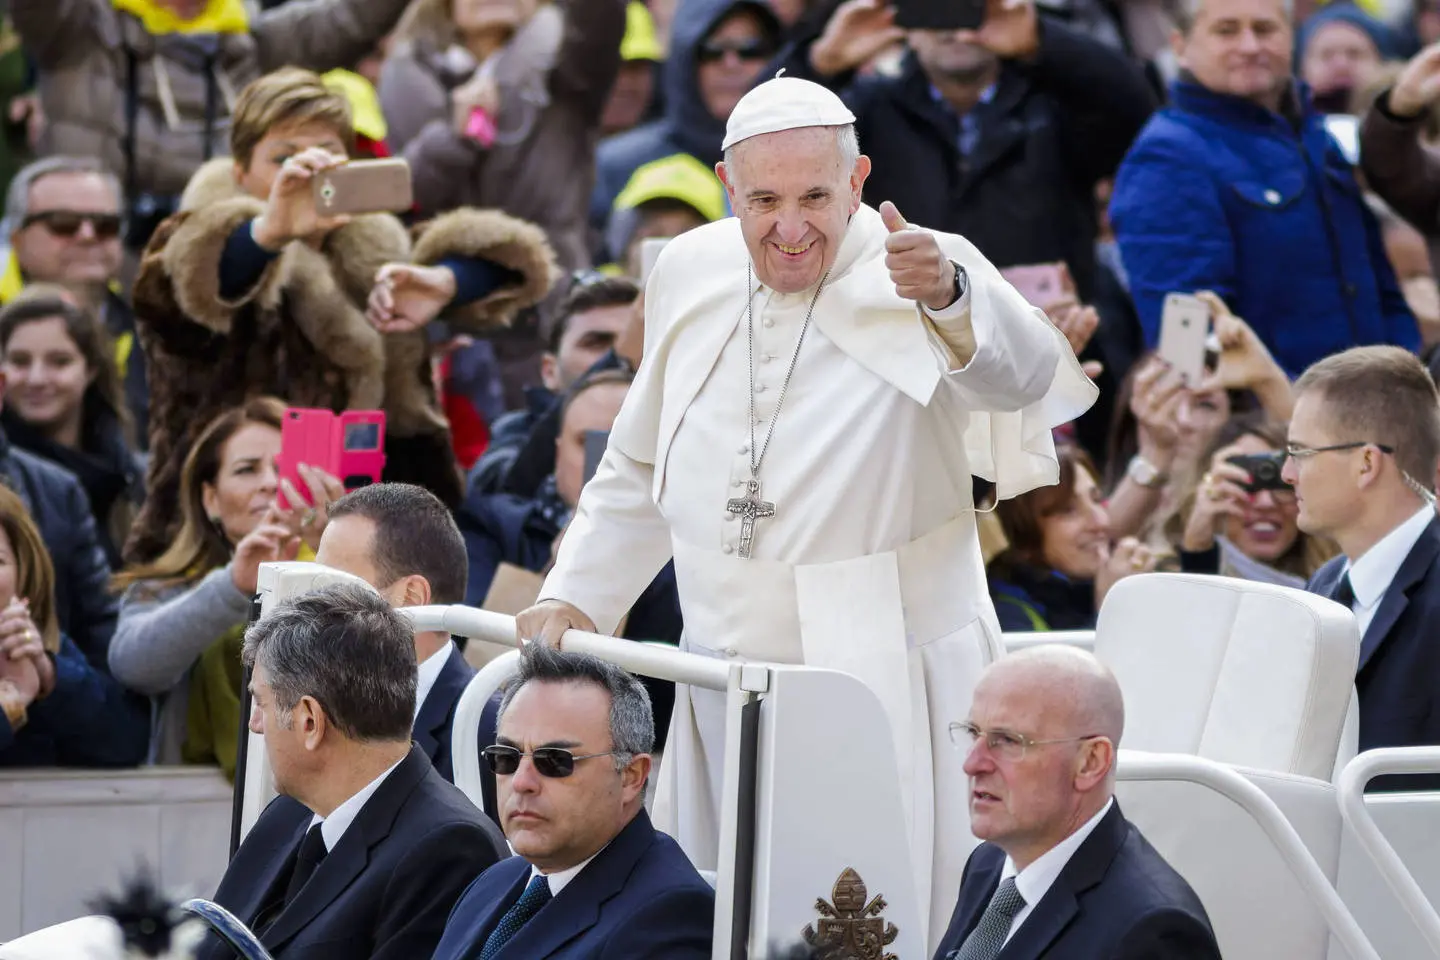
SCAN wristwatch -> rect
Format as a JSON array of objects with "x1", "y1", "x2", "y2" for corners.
[
  {"x1": 950, "y1": 260, "x2": 968, "y2": 305},
  {"x1": 1127, "y1": 455, "x2": 1169, "y2": 489}
]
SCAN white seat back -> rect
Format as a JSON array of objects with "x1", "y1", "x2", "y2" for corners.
[{"x1": 1095, "y1": 573, "x2": 1358, "y2": 779}]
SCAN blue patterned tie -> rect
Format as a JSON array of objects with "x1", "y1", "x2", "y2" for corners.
[
  {"x1": 952, "y1": 877, "x2": 1026, "y2": 960},
  {"x1": 477, "y1": 874, "x2": 552, "y2": 960}
]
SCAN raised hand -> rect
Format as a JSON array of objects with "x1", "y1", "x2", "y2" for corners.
[
  {"x1": 956, "y1": 0, "x2": 1040, "y2": 61},
  {"x1": 367, "y1": 263, "x2": 460, "y2": 333},
  {"x1": 252, "y1": 147, "x2": 351, "y2": 250},
  {"x1": 1390, "y1": 43, "x2": 1440, "y2": 118},
  {"x1": 231, "y1": 511, "x2": 302, "y2": 596},
  {"x1": 516, "y1": 599, "x2": 598, "y2": 650},
  {"x1": 810, "y1": 0, "x2": 906, "y2": 77},
  {"x1": 880, "y1": 201, "x2": 957, "y2": 311}
]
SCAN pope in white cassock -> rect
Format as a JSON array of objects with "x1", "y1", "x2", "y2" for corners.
[{"x1": 518, "y1": 76, "x2": 1096, "y2": 939}]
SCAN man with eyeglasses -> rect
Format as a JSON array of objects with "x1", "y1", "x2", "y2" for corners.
[
  {"x1": 431, "y1": 642, "x2": 713, "y2": 960},
  {"x1": 933, "y1": 645, "x2": 1219, "y2": 960},
  {"x1": 200, "y1": 584, "x2": 506, "y2": 960},
  {"x1": 1287, "y1": 345, "x2": 1440, "y2": 791}
]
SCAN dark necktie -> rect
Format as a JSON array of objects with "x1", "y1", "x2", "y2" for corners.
[
  {"x1": 284, "y1": 824, "x2": 328, "y2": 906},
  {"x1": 477, "y1": 874, "x2": 552, "y2": 960},
  {"x1": 952, "y1": 877, "x2": 1026, "y2": 960},
  {"x1": 1332, "y1": 571, "x2": 1356, "y2": 610}
]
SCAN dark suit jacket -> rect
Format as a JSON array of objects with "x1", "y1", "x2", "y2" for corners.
[
  {"x1": 415, "y1": 643, "x2": 476, "y2": 783},
  {"x1": 430, "y1": 810, "x2": 713, "y2": 959},
  {"x1": 1308, "y1": 516, "x2": 1440, "y2": 791},
  {"x1": 197, "y1": 746, "x2": 507, "y2": 960},
  {"x1": 932, "y1": 804, "x2": 1220, "y2": 960}
]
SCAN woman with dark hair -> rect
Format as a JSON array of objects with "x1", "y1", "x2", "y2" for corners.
[
  {"x1": 1178, "y1": 414, "x2": 1340, "y2": 587},
  {"x1": 987, "y1": 445, "x2": 1157, "y2": 632},
  {"x1": 0, "y1": 287, "x2": 144, "y2": 568},
  {"x1": 0, "y1": 484, "x2": 147, "y2": 766},
  {"x1": 107, "y1": 397, "x2": 341, "y2": 778}
]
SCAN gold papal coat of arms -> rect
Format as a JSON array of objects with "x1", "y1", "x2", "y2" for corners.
[{"x1": 801, "y1": 867, "x2": 900, "y2": 960}]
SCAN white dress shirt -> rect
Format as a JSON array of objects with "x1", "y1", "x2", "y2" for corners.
[
  {"x1": 529, "y1": 844, "x2": 608, "y2": 896},
  {"x1": 414, "y1": 641, "x2": 452, "y2": 720},
  {"x1": 1343, "y1": 505, "x2": 1434, "y2": 637},
  {"x1": 999, "y1": 798, "x2": 1115, "y2": 943},
  {"x1": 309, "y1": 756, "x2": 405, "y2": 852}
]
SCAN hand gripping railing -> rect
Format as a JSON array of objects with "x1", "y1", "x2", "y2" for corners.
[
  {"x1": 1337, "y1": 748, "x2": 1440, "y2": 958},
  {"x1": 1116, "y1": 749, "x2": 1380, "y2": 960},
  {"x1": 179, "y1": 899, "x2": 274, "y2": 960}
]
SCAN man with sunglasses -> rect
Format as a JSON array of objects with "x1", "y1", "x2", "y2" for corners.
[
  {"x1": 933, "y1": 645, "x2": 1219, "y2": 960},
  {"x1": 1287, "y1": 346, "x2": 1440, "y2": 792},
  {"x1": 431, "y1": 642, "x2": 713, "y2": 960}
]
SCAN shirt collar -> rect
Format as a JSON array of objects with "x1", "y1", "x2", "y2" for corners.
[
  {"x1": 928, "y1": 82, "x2": 998, "y2": 109},
  {"x1": 414, "y1": 641, "x2": 453, "y2": 720},
  {"x1": 310, "y1": 756, "x2": 406, "y2": 852},
  {"x1": 1346, "y1": 505, "x2": 1435, "y2": 609},
  {"x1": 1001, "y1": 797, "x2": 1114, "y2": 907},
  {"x1": 529, "y1": 842, "x2": 609, "y2": 896}
]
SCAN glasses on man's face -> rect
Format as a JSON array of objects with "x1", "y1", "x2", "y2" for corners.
[
  {"x1": 482, "y1": 744, "x2": 618, "y2": 778},
  {"x1": 948, "y1": 721, "x2": 1100, "y2": 762},
  {"x1": 697, "y1": 38, "x2": 773, "y2": 64},
  {"x1": 1285, "y1": 440, "x2": 1394, "y2": 461},
  {"x1": 22, "y1": 210, "x2": 123, "y2": 240}
]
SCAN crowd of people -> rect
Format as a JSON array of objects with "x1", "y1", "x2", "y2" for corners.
[{"x1": 0, "y1": 0, "x2": 1437, "y2": 954}]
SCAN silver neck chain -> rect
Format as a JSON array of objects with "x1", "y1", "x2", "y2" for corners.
[{"x1": 746, "y1": 264, "x2": 829, "y2": 479}]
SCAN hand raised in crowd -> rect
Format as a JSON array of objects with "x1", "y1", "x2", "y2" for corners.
[
  {"x1": 231, "y1": 508, "x2": 302, "y2": 596},
  {"x1": 1129, "y1": 356, "x2": 1187, "y2": 460},
  {"x1": 516, "y1": 598, "x2": 598, "y2": 650},
  {"x1": 881, "y1": 201, "x2": 959, "y2": 311},
  {"x1": 275, "y1": 463, "x2": 346, "y2": 554},
  {"x1": 367, "y1": 263, "x2": 458, "y2": 333},
  {"x1": 809, "y1": 0, "x2": 905, "y2": 78},
  {"x1": 0, "y1": 649, "x2": 41, "y2": 715},
  {"x1": 252, "y1": 147, "x2": 351, "y2": 251},
  {"x1": 1389, "y1": 43, "x2": 1440, "y2": 119},
  {"x1": 957, "y1": 0, "x2": 1040, "y2": 61},
  {"x1": 1044, "y1": 298, "x2": 1100, "y2": 360},
  {"x1": 1182, "y1": 443, "x2": 1254, "y2": 554},
  {"x1": 452, "y1": 69, "x2": 501, "y2": 136},
  {"x1": 1094, "y1": 537, "x2": 1156, "y2": 609},
  {"x1": 0, "y1": 598, "x2": 52, "y2": 699},
  {"x1": 1193, "y1": 292, "x2": 1281, "y2": 392}
]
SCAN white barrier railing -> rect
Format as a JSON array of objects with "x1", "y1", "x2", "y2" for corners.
[
  {"x1": 1338, "y1": 748, "x2": 1440, "y2": 958},
  {"x1": 1117, "y1": 750, "x2": 1380, "y2": 960}
]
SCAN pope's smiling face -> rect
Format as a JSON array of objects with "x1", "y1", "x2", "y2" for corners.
[{"x1": 717, "y1": 126, "x2": 870, "y2": 295}]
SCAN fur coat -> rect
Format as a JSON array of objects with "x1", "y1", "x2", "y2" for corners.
[{"x1": 125, "y1": 157, "x2": 557, "y2": 566}]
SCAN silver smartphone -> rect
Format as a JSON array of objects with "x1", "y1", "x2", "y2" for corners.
[{"x1": 1158, "y1": 293, "x2": 1211, "y2": 387}]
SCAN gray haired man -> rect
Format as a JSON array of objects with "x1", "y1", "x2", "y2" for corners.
[
  {"x1": 197, "y1": 583, "x2": 507, "y2": 960},
  {"x1": 430, "y1": 643, "x2": 715, "y2": 959}
]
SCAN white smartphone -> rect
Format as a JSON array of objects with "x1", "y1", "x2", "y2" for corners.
[
  {"x1": 1324, "y1": 114, "x2": 1361, "y2": 166},
  {"x1": 1158, "y1": 293, "x2": 1211, "y2": 387},
  {"x1": 639, "y1": 237, "x2": 670, "y2": 286}
]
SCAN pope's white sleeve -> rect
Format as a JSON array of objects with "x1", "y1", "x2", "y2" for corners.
[{"x1": 538, "y1": 445, "x2": 674, "y2": 637}]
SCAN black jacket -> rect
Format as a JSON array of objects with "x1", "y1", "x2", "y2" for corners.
[
  {"x1": 0, "y1": 429, "x2": 117, "y2": 669},
  {"x1": 933, "y1": 803, "x2": 1220, "y2": 960},
  {"x1": 415, "y1": 643, "x2": 476, "y2": 784},
  {"x1": 197, "y1": 745, "x2": 508, "y2": 960},
  {"x1": 771, "y1": 16, "x2": 1155, "y2": 302}
]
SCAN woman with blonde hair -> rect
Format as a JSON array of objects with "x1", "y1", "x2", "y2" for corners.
[
  {"x1": 108, "y1": 397, "x2": 341, "y2": 778},
  {"x1": 0, "y1": 484, "x2": 147, "y2": 766}
]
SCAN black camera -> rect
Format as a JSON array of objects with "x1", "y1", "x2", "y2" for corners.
[
  {"x1": 1226, "y1": 452, "x2": 1288, "y2": 494},
  {"x1": 124, "y1": 193, "x2": 180, "y2": 252}
]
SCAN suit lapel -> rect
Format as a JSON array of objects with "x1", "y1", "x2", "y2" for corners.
[
  {"x1": 496, "y1": 811, "x2": 658, "y2": 958},
  {"x1": 261, "y1": 747, "x2": 430, "y2": 951},
  {"x1": 228, "y1": 809, "x2": 309, "y2": 931},
  {"x1": 1360, "y1": 520, "x2": 1440, "y2": 671},
  {"x1": 998, "y1": 804, "x2": 1128, "y2": 960},
  {"x1": 944, "y1": 855, "x2": 1004, "y2": 956},
  {"x1": 414, "y1": 644, "x2": 470, "y2": 759}
]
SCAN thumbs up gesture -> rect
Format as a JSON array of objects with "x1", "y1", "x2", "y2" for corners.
[{"x1": 881, "y1": 200, "x2": 959, "y2": 311}]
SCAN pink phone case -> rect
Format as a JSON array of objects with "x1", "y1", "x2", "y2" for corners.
[
  {"x1": 276, "y1": 408, "x2": 387, "y2": 511},
  {"x1": 466, "y1": 107, "x2": 497, "y2": 147}
]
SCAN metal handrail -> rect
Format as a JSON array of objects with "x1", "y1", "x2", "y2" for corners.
[
  {"x1": 1337, "y1": 748, "x2": 1440, "y2": 958},
  {"x1": 1116, "y1": 750, "x2": 1380, "y2": 960},
  {"x1": 179, "y1": 899, "x2": 274, "y2": 960}
]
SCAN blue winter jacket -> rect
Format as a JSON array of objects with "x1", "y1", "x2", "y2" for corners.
[{"x1": 1110, "y1": 80, "x2": 1418, "y2": 377}]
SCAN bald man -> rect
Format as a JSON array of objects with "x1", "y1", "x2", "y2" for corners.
[{"x1": 932, "y1": 647, "x2": 1220, "y2": 960}]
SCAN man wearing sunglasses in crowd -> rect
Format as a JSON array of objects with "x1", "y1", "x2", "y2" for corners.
[
  {"x1": 431, "y1": 642, "x2": 713, "y2": 960},
  {"x1": 1289, "y1": 346, "x2": 1440, "y2": 793},
  {"x1": 933, "y1": 645, "x2": 1219, "y2": 960},
  {"x1": 3, "y1": 156, "x2": 149, "y2": 445}
]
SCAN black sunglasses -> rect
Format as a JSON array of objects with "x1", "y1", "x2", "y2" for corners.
[
  {"x1": 483, "y1": 744, "x2": 617, "y2": 778},
  {"x1": 22, "y1": 210, "x2": 123, "y2": 240},
  {"x1": 697, "y1": 38, "x2": 772, "y2": 63}
]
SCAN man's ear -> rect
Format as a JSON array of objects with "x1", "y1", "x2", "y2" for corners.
[
  {"x1": 716, "y1": 161, "x2": 736, "y2": 203},
  {"x1": 620, "y1": 753, "x2": 652, "y2": 804},
  {"x1": 298, "y1": 696, "x2": 327, "y2": 752},
  {"x1": 395, "y1": 573, "x2": 432, "y2": 609},
  {"x1": 1074, "y1": 737, "x2": 1114, "y2": 793}
]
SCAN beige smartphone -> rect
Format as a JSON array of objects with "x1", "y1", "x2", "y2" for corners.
[
  {"x1": 313, "y1": 159, "x2": 414, "y2": 216},
  {"x1": 1001, "y1": 263, "x2": 1067, "y2": 309}
]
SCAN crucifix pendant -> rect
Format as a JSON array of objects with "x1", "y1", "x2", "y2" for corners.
[{"x1": 725, "y1": 478, "x2": 776, "y2": 560}]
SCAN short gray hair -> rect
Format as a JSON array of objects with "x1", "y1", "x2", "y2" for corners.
[
  {"x1": 498, "y1": 644, "x2": 654, "y2": 773},
  {"x1": 722, "y1": 123, "x2": 862, "y2": 181},
  {"x1": 4, "y1": 156, "x2": 122, "y2": 233},
  {"x1": 243, "y1": 583, "x2": 417, "y2": 742},
  {"x1": 1173, "y1": 0, "x2": 1292, "y2": 34}
]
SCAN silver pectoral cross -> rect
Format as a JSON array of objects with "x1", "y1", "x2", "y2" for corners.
[{"x1": 725, "y1": 478, "x2": 775, "y2": 560}]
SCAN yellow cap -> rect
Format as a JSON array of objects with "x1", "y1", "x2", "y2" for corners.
[
  {"x1": 323, "y1": 69, "x2": 388, "y2": 144},
  {"x1": 621, "y1": 2, "x2": 663, "y2": 62},
  {"x1": 613, "y1": 153, "x2": 727, "y2": 222}
]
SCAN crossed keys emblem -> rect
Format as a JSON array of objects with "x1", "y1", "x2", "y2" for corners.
[{"x1": 802, "y1": 867, "x2": 899, "y2": 960}]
